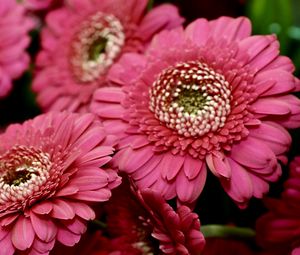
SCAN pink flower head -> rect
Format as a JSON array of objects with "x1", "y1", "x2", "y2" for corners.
[
  {"x1": 91, "y1": 16, "x2": 300, "y2": 207},
  {"x1": 0, "y1": 112, "x2": 121, "y2": 255},
  {"x1": 0, "y1": 0, "x2": 34, "y2": 98},
  {"x1": 101, "y1": 179, "x2": 205, "y2": 255},
  {"x1": 32, "y1": 0, "x2": 184, "y2": 113},
  {"x1": 256, "y1": 157, "x2": 300, "y2": 255}
]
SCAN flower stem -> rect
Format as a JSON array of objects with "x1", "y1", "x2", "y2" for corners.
[
  {"x1": 201, "y1": 225, "x2": 255, "y2": 239},
  {"x1": 90, "y1": 219, "x2": 107, "y2": 229},
  {"x1": 147, "y1": 0, "x2": 154, "y2": 10}
]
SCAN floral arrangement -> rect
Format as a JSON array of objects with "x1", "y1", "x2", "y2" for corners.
[{"x1": 1, "y1": 0, "x2": 300, "y2": 254}]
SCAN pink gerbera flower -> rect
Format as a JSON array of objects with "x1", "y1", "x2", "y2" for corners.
[
  {"x1": 91, "y1": 16, "x2": 300, "y2": 207},
  {"x1": 0, "y1": 0, "x2": 34, "y2": 98},
  {"x1": 0, "y1": 112, "x2": 121, "y2": 255},
  {"x1": 32, "y1": 0, "x2": 183, "y2": 113},
  {"x1": 103, "y1": 180, "x2": 205, "y2": 255},
  {"x1": 256, "y1": 157, "x2": 300, "y2": 255}
]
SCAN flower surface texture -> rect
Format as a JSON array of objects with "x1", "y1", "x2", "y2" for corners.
[
  {"x1": 91, "y1": 16, "x2": 300, "y2": 207},
  {"x1": 102, "y1": 180, "x2": 205, "y2": 254},
  {"x1": 32, "y1": 0, "x2": 184, "y2": 113},
  {"x1": 0, "y1": 0, "x2": 34, "y2": 98},
  {"x1": 256, "y1": 157, "x2": 300, "y2": 255},
  {"x1": 0, "y1": 111, "x2": 120, "y2": 255}
]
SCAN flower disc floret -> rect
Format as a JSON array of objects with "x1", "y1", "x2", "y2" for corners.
[
  {"x1": 71, "y1": 12, "x2": 125, "y2": 83},
  {"x1": 149, "y1": 61, "x2": 231, "y2": 137}
]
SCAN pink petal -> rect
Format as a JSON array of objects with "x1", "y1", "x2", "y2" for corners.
[
  {"x1": 160, "y1": 153, "x2": 185, "y2": 181},
  {"x1": 117, "y1": 146, "x2": 154, "y2": 174},
  {"x1": 31, "y1": 238, "x2": 55, "y2": 254},
  {"x1": 230, "y1": 137, "x2": 277, "y2": 169},
  {"x1": 176, "y1": 163, "x2": 207, "y2": 203},
  {"x1": 31, "y1": 201, "x2": 53, "y2": 215},
  {"x1": 72, "y1": 189, "x2": 111, "y2": 202},
  {"x1": 30, "y1": 212, "x2": 57, "y2": 242},
  {"x1": 183, "y1": 156, "x2": 203, "y2": 180},
  {"x1": 91, "y1": 103, "x2": 125, "y2": 119},
  {"x1": 68, "y1": 202, "x2": 95, "y2": 220},
  {"x1": 12, "y1": 216, "x2": 35, "y2": 250},
  {"x1": 56, "y1": 227, "x2": 81, "y2": 247},
  {"x1": 137, "y1": 4, "x2": 184, "y2": 42},
  {"x1": 206, "y1": 152, "x2": 231, "y2": 178},
  {"x1": 249, "y1": 121, "x2": 291, "y2": 156},
  {"x1": 210, "y1": 16, "x2": 251, "y2": 42},
  {"x1": 254, "y1": 69, "x2": 295, "y2": 96},
  {"x1": 93, "y1": 87, "x2": 125, "y2": 103},
  {"x1": 51, "y1": 199, "x2": 75, "y2": 220},
  {"x1": 251, "y1": 97, "x2": 291, "y2": 115},
  {"x1": 221, "y1": 158, "x2": 253, "y2": 207},
  {"x1": 63, "y1": 217, "x2": 87, "y2": 235},
  {"x1": 1, "y1": 232, "x2": 14, "y2": 255},
  {"x1": 185, "y1": 19, "x2": 210, "y2": 46}
]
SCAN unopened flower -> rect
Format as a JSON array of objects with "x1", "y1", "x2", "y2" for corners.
[
  {"x1": 256, "y1": 157, "x2": 300, "y2": 255},
  {"x1": 32, "y1": 0, "x2": 184, "y2": 113},
  {"x1": 0, "y1": 112, "x2": 120, "y2": 255},
  {"x1": 91, "y1": 16, "x2": 300, "y2": 207},
  {"x1": 0, "y1": 0, "x2": 34, "y2": 98}
]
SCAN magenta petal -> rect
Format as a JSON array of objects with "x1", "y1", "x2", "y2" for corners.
[
  {"x1": 30, "y1": 212, "x2": 57, "y2": 242},
  {"x1": 72, "y1": 189, "x2": 111, "y2": 202},
  {"x1": 185, "y1": 19, "x2": 210, "y2": 46},
  {"x1": 230, "y1": 137, "x2": 276, "y2": 169},
  {"x1": 56, "y1": 226, "x2": 81, "y2": 247},
  {"x1": 221, "y1": 158, "x2": 253, "y2": 207},
  {"x1": 210, "y1": 16, "x2": 251, "y2": 42},
  {"x1": 254, "y1": 69, "x2": 295, "y2": 96},
  {"x1": 63, "y1": 217, "x2": 87, "y2": 235},
  {"x1": 117, "y1": 146, "x2": 154, "y2": 174},
  {"x1": 51, "y1": 199, "x2": 75, "y2": 220},
  {"x1": 32, "y1": 238, "x2": 55, "y2": 254},
  {"x1": 176, "y1": 163, "x2": 207, "y2": 203},
  {"x1": 93, "y1": 87, "x2": 125, "y2": 103},
  {"x1": 206, "y1": 152, "x2": 231, "y2": 178},
  {"x1": 137, "y1": 4, "x2": 184, "y2": 42},
  {"x1": 12, "y1": 215, "x2": 35, "y2": 250},
  {"x1": 31, "y1": 202, "x2": 53, "y2": 215},
  {"x1": 183, "y1": 156, "x2": 203, "y2": 180},
  {"x1": 160, "y1": 153, "x2": 185, "y2": 181},
  {"x1": 1, "y1": 232, "x2": 14, "y2": 255},
  {"x1": 249, "y1": 121, "x2": 291, "y2": 156},
  {"x1": 68, "y1": 202, "x2": 95, "y2": 220},
  {"x1": 0, "y1": 214, "x2": 19, "y2": 227},
  {"x1": 251, "y1": 97, "x2": 291, "y2": 115}
]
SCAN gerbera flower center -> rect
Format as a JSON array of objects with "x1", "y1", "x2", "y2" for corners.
[
  {"x1": 149, "y1": 61, "x2": 232, "y2": 137},
  {"x1": 0, "y1": 146, "x2": 51, "y2": 204},
  {"x1": 71, "y1": 12, "x2": 125, "y2": 82}
]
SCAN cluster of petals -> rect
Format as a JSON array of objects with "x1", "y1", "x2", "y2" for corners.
[
  {"x1": 0, "y1": 111, "x2": 120, "y2": 255},
  {"x1": 0, "y1": 0, "x2": 34, "y2": 98},
  {"x1": 91, "y1": 16, "x2": 300, "y2": 207},
  {"x1": 256, "y1": 156, "x2": 300, "y2": 255},
  {"x1": 32, "y1": 0, "x2": 184, "y2": 113},
  {"x1": 99, "y1": 179, "x2": 205, "y2": 255}
]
